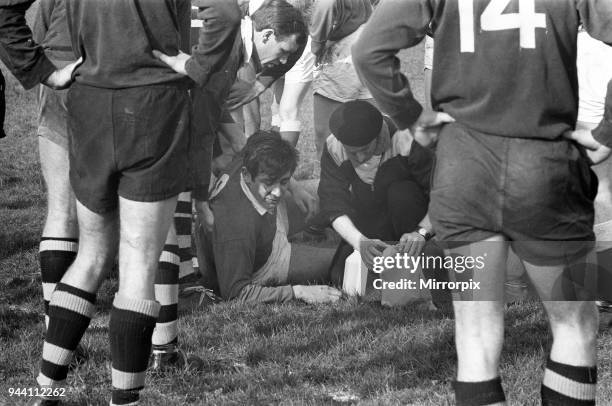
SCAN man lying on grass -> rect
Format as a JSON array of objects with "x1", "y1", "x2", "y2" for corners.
[{"x1": 196, "y1": 131, "x2": 342, "y2": 304}]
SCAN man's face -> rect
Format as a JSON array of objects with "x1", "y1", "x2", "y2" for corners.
[
  {"x1": 253, "y1": 29, "x2": 300, "y2": 69},
  {"x1": 344, "y1": 138, "x2": 378, "y2": 165},
  {"x1": 243, "y1": 168, "x2": 292, "y2": 213}
]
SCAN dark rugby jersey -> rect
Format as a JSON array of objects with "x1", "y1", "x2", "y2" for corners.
[
  {"x1": 33, "y1": 0, "x2": 74, "y2": 66},
  {"x1": 353, "y1": 0, "x2": 612, "y2": 146},
  {"x1": 205, "y1": 159, "x2": 295, "y2": 303}
]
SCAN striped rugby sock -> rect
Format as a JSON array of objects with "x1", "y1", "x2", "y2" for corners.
[
  {"x1": 37, "y1": 283, "x2": 95, "y2": 388},
  {"x1": 454, "y1": 377, "x2": 506, "y2": 406},
  {"x1": 175, "y1": 192, "x2": 196, "y2": 282},
  {"x1": 152, "y1": 244, "x2": 179, "y2": 347},
  {"x1": 542, "y1": 357, "x2": 596, "y2": 405},
  {"x1": 110, "y1": 294, "x2": 160, "y2": 405},
  {"x1": 39, "y1": 237, "x2": 78, "y2": 329}
]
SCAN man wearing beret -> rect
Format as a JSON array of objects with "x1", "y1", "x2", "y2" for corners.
[{"x1": 318, "y1": 100, "x2": 437, "y2": 285}]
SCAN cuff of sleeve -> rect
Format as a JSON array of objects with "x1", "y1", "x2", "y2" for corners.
[
  {"x1": 593, "y1": 119, "x2": 612, "y2": 149},
  {"x1": 185, "y1": 57, "x2": 211, "y2": 87},
  {"x1": 390, "y1": 101, "x2": 424, "y2": 130},
  {"x1": 20, "y1": 54, "x2": 56, "y2": 90}
]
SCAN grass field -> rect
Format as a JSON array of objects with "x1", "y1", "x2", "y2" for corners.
[{"x1": 1, "y1": 31, "x2": 612, "y2": 405}]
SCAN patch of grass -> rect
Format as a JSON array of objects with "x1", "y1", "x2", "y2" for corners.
[{"x1": 1, "y1": 41, "x2": 612, "y2": 406}]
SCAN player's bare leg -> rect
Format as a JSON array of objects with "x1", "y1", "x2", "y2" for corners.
[
  {"x1": 110, "y1": 196, "x2": 177, "y2": 405},
  {"x1": 523, "y1": 253, "x2": 598, "y2": 405},
  {"x1": 452, "y1": 235, "x2": 508, "y2": 406},
  {"x1": 36, "y1": 199, "x2": 118, "y2": 398},
  {"x1": 39, "y1": 137, "x2": 78, "y2": 327}
]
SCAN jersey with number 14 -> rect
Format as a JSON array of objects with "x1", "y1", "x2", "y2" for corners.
[{"x1": 354, "y1": 0, "x2": 612, "y2": 141}]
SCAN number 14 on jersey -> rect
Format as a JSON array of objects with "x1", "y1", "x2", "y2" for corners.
[{"x1": 458, "y1": 0, "x2": 547, "y2": 52}]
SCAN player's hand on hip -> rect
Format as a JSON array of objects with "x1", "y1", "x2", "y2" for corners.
[
  {"x1": 194, "y1": 199, "x2": 214, "y2": 233},
  {"x1": 43, "y1": 57, "x2": 83, "y2": 90},
  {"x1": 411, "y1": 110, "x2": 455, "y2": 147},
  {"x1": 398, "y1": 232, "x2": 426, "y2": 258},
  {"x1": 153, "y1": 50, "x2": 190, "y2": 75},
  {"x1": 292, "y1": 285, "x2": 342, "y2": 304},
  {"x1": 564, "y1": 129, "x2": 612, "y2": 164},
  {"x1": 358, "y1": 237, "x2": 389, "y2": 269}
]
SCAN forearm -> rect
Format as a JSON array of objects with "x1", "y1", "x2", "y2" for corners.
[
  {"x1": 235, "y1": 284, "x2": 295, "y2": 303},
  {"x1": 593, "y1": 79, "x2": 612, "y2": 148},
  {"x1": 332, "y1": 215, "x2": 364, "y2": 251},
  {"x1": 186, "y1": 0, "x2": 241, "y2": 87},
  {"x1": 0, "y1": 1, "x2": 55, "y2": 89},
  {"x1": 219, "y1": 121, "x2": 246, "y2": 153},
  {"x1": 351, "y1": 0, "x2": 431, "y2": 130},
  {"x1": 278, "y1": 81, "x2": 311, "y2": 146}
]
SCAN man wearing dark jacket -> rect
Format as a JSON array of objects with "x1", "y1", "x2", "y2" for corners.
[{"x1": 318, "y1": 101, "x2": 436, "y2": 284}]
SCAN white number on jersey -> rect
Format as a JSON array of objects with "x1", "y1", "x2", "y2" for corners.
[{"x1": 458, "y1": 0, "x2": 547, "y2": 53}]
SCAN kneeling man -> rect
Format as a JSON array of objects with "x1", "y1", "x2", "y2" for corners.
[
  {"x1": 318, "y1": 101, "x2": 444, "y2": 296},
  {"x1": 197, "y1": 131, "x2": 342, "y2": 304}
]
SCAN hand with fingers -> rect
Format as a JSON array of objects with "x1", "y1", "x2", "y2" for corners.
[
  {"x1": 152, "y1": 50, "x2": 190, "y2": 75},
  {"x1": 564, "y1": 129, "x2": 612, "y2": 164},
  {"x1": 410, "y1": 109, "x2": 455, "y2": 147},
  {"x1": 43, "y1": 57, "x2": 83, "y2": 90},
  {"x1": 397, "y1": 232, "x2": 426, "y2": 258},
  {"x1": 292, "y1": 285, "x2": 342, "y2": 304},
  {"x1": 358, "y1": 237, "x2": 389, "y2": 269}
]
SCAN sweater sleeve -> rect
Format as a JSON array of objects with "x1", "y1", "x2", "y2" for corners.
[
  {"x1": 235, "y1": 284, "x2": 295, "y2": 303},
  {"x1": 593, "y1": 79, "x2": 612, "y2": 148},
  {"x1": 318, "y1": 143, "x2": 355, "y2": 224},
  {"x1": 577, "y1": 0, "x2": 612, "y2": 45},
  {"x1": 352, "y1": 0, "x2": 433, "y2": 130},
  {"x1": 0, "y1": 0, "x2": 55, "y2": 89},
  {"x1": 186, "y1": 0, "x2": 241, "y2": 87}
]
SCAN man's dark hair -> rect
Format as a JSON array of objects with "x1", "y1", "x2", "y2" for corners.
[
  {"x1": 243, "y1": 131, "x2": 299, "y2": 181},
  {"x1": 251, "y1": 0, "x2": 308, "y2": 47}
]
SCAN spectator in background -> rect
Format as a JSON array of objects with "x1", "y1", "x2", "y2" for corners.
[
  {"x1": 196, "y1": 131, "x2": 342, "y2": 304},
  {"x1": 310, "y1": 0, "x2": 374, "y2": 157}
]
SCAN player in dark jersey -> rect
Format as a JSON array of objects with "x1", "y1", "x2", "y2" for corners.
[{"x1": 353, "y1": 1, "x2": 612, "y2": 405}]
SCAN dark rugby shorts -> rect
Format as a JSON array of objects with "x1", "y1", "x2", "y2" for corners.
[
  {"x1": 37, "y1": 85, "x2": 69, "y2": 149},
  {"x1": 67, "y1": 84, "x2": 190, "y2": 214},
  {"x1": 429, "y1": 123, "x2": 597, "y2": 266}
]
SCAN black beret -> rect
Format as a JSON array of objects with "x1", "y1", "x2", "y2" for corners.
[{"x1": 329, "y1": 100, "x2": 383, "y2": 147}]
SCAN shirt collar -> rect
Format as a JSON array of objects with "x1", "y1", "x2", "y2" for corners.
[
  {"x1": 241, "y1": 16, "x2": 254, "y2": 64},
  {"x1": 240, "y1": 172, "x2": 268, "y2": 216}
]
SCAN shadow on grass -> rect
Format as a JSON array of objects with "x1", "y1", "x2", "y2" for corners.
[
  {"x1": 0, "y1": 230, "x2": 40, "y2": 259},
  {"x1": 0, "y1": 305, "x2": 42, "y2": 340}
]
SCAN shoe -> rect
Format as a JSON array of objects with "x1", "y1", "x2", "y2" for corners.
[
  {"x1": 150, "y1": 344, "x2": 205, "y2": 372},
  {"x1": 27, "y1": 398, "x2": 61, "y2": 406},
  {"x1": 597, "y1": 300, "x2": 612, "y2": 313}
]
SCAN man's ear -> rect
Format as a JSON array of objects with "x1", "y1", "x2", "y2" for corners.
[
  {"x1": 261, "y1": 28, "x2": 274, "y2": 43},
  {"x1": 241, "y1": 167, "x2": 252, "y2": 183}
]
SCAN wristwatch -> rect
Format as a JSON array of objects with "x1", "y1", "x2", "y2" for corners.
[{"x1": 416, "y1": 227, "x2": 435, "y2": 241}]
